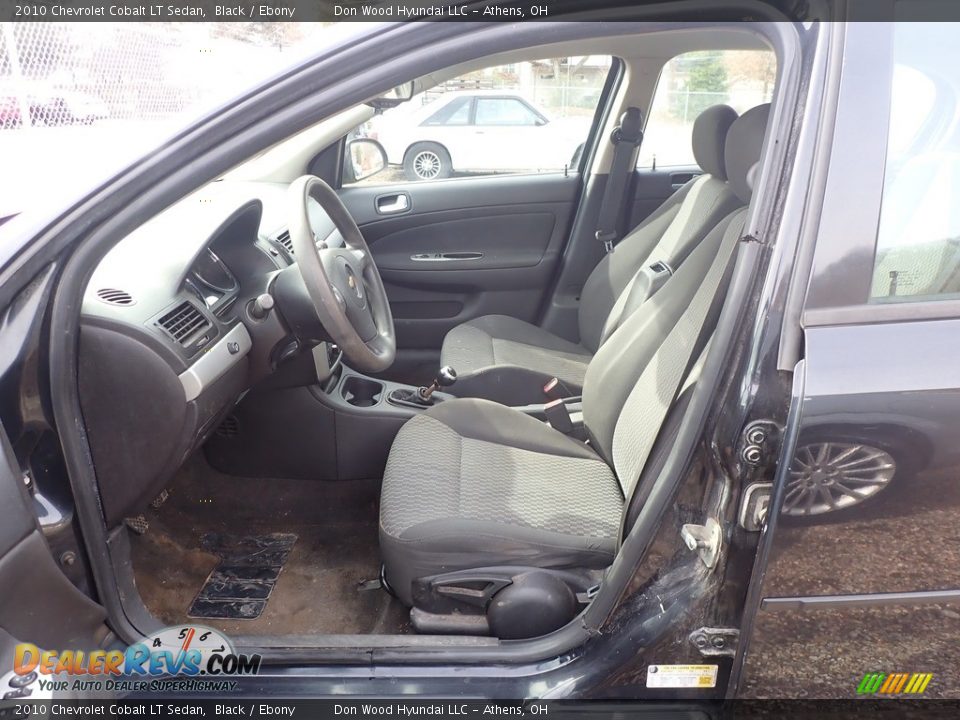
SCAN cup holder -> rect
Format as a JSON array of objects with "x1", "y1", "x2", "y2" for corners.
[{"x1": 341, "y1": 376, "x2": 384, "y2": 408}]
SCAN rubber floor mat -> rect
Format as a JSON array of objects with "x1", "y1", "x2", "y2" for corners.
[{"x1": 187, "y1": 532, "x2": 297, "y2": 620}]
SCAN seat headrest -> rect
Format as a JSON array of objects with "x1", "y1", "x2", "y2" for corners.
[
  {"x1": 692, "y1": 104, "x2": 738, "y2": 180},
  {"x1": 724, "y1": 103, "x2": 771, "y2": 204}
]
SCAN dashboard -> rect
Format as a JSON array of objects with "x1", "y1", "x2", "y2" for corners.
[{"x1": 78, "y1": 180, "x2": 334, "y2": 527}]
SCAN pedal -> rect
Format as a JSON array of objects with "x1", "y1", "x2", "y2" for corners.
[
  {"x1": 124, "y1": 515, "x2": 149, "y2": 535},
  {"x1": 358, "y1": 578, "x2": 383, "y2": 592},
  {"x1": 150, "y1": 489, "x2": 169, "y2": 509}
]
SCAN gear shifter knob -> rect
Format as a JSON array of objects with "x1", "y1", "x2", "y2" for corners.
[
  {"x1": 418, "y1": 366, "x2": 458, "y2": 402},
  {"x1": 437, "y1": 366, "x2": 457, "y2": 387}
]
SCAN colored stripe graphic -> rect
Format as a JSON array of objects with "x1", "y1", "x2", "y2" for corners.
[
  {"x1": 857, "y1": 673, "x2": 886, "y2": 694},
  {"x1": 908, "y1": 673, "x2": 933, "y2": 694},
  {"x1": 879, "y1": 673, "x2": 899, "y2": 693},
  {"x1": 858, "y1": 672, "x2": 932, "y2": 695}
]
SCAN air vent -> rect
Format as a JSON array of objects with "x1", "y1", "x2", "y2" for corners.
[
  {"x1": 157, "y1": 301, "x2": 211, "y2": 345},
  {"x1": 96, "y1": 288, "x2": 135, "y2": 306},
  {"x1": 275, "y1": 229, "x2": 294, "y2": 256}
]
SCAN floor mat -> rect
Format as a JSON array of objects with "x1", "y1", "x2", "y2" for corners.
[{"x1": 187, "y1": 533, "x2": 297, "y2": 620}]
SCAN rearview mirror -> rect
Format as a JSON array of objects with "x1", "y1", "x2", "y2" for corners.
[
  {"x1": 343, "y1": 138, "x2": 388, "y2": 183},
  {"x1": 366, "y1": 81, "x2": 415, "y2": 111}
]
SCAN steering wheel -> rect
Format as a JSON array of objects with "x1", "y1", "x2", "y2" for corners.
[{"x1": 287, "y1": 175, "x2": 395, "y2": 373}]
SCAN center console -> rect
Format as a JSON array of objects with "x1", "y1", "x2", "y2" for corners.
[
  {"x1": 318, "y1": 353, "x2": 457, "y2": 419},
  {"x1": 205, "y1": 342, "x2": 584, "y2": 483}
]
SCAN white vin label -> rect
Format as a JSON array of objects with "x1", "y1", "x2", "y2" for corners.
[{"x1": 646, "y1": 664, "x2": 718, "y2": 688}]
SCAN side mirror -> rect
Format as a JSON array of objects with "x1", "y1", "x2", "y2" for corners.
[{"x1": 343, "y1": 138, "x2": 388, "y2": 183}]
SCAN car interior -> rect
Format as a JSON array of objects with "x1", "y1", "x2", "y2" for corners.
[{"x1": 72, "y1": 26, "x2": 781, "y2": 646}]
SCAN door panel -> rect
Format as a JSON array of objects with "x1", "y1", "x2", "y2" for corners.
[
  {"x1": 0, "y1": 267, "x2": 108, "y2": 667},
  {"x1": 0, "y1": 427, "x2": 106, "y2": 653},
  {"x1": 367, "y1": 210, "x2": 557, "y2": 272},
  {"x1": 340, "y1": 173, "x2": 579, "y2": 350}
]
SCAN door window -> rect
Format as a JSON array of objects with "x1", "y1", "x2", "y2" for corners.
[
  {"x1": 344, "y1": 56, "x2": 614, "y2": 185},
  {"x1": 869, "y1": 23, "x2": 960, "y2": 303},
  {"x1": 638, "y1": 50, "x2": 776, "y2": 169},
  {"x1": 474, "y1": 97, "x2": 542, "y2": 126},
  {"x1": 423, "y1": 96, "x2": 472, "y2": 126}
]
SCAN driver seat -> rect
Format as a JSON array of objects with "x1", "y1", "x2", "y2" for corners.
[{"x1": 379, "y1": 105, "x2": 770, "y2": 609}]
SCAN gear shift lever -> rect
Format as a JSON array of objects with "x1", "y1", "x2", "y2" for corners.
[{"x1": 418, "y1": 366, "x2": 457, "y2": 403}]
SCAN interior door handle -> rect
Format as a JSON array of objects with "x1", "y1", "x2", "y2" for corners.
[
  {"x1": 376, "y1": 193, "x2": 410, "y2": 215},
  {"x1": 410, "y1": 252, "x2": 484, "y2": 262}
]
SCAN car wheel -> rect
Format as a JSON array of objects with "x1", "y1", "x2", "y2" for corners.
[
  {"x1": 403, "y1": 143, "x2": 451, "y2": 181},
  {"x1": 779, "y1": 440, "x2": 899, "y2": 523}
]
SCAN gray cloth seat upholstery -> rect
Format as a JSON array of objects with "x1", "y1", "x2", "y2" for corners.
[
  {"x1": 379, "y1": 398, "x2": 623, "y2": 604},
  {"x1": 441, "y1": 104, "x2": 742, "y2": 405},
  {"x1": 381, "y1": 104, "x2": 771, "y2": 606}
]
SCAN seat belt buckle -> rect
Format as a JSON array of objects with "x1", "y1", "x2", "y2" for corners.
[
  {"x1": 595, "y1": 230, "x2": 616, "y2": 254},
  {"x1": 544, "y1": 399, "x2": 575, "y2": 435},
  {"x1": 543, "y1": 376, "x2": 573, "y2": 401}
]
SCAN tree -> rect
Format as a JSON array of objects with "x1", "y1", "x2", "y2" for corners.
[
  {"x1": 668, "y1": 52, "x2": 728, "y2": 121},
  {"x1": 688, "y1": 54, "x2": 728, "y2": 93},
  {"x1": 684, "y1": 52, "x2": 728, "y2": 119},
  {"x1": 725, "y1": 50, "x2": 777, "y2": 98}
]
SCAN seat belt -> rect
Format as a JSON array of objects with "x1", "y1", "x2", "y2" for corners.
[
  {"x1": 595, "y1": 107, "x2": 644, "y2": 254},
  {"x1": 611, "y1": 212, "x2": 746, "y2": 500}
]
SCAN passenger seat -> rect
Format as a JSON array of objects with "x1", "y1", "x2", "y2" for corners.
[{"x1": 441, "y1": 105, "x2": 743, "y2": 405}]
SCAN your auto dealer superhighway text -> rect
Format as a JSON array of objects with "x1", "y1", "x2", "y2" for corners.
[{"x1": 27, "y1": 4, "x2": 296, "y2": 18}]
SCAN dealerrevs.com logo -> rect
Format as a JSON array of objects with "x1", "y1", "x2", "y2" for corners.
[{"x1": 13, "y1": 626, "x2": 260, "y2": 693}]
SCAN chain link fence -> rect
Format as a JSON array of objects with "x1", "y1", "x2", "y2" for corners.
[
  {"x1": 0, "y1": 22, "x2": 333, "y2": 216},
  {"x1": 0, "y1": 22, "x2": 319, "y2": 128}
]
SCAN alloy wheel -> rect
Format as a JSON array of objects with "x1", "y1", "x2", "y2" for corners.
[
  {"x1": 782, "y1": 442, "x2": 896, "y2": 516},
  {"x1": 413, "y1": 150, "x2": 442, "y2": 180}
]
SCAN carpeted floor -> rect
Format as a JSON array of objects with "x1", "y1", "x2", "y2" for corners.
[{"x1": 128, "y1": 454, "x2": 409, "y2": 636}]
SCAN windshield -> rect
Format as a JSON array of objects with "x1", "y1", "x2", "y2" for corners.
[{"x1": 0, "y1": 22, "x2": 367, "y2": 219}]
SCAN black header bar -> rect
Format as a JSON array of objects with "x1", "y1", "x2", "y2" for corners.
[
  {"x1": 3, "y1": 0, "x2": 960, "y2": 23},
  {"x1": 7, "y1": 0, "x2": 607, "y2": 23}
]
